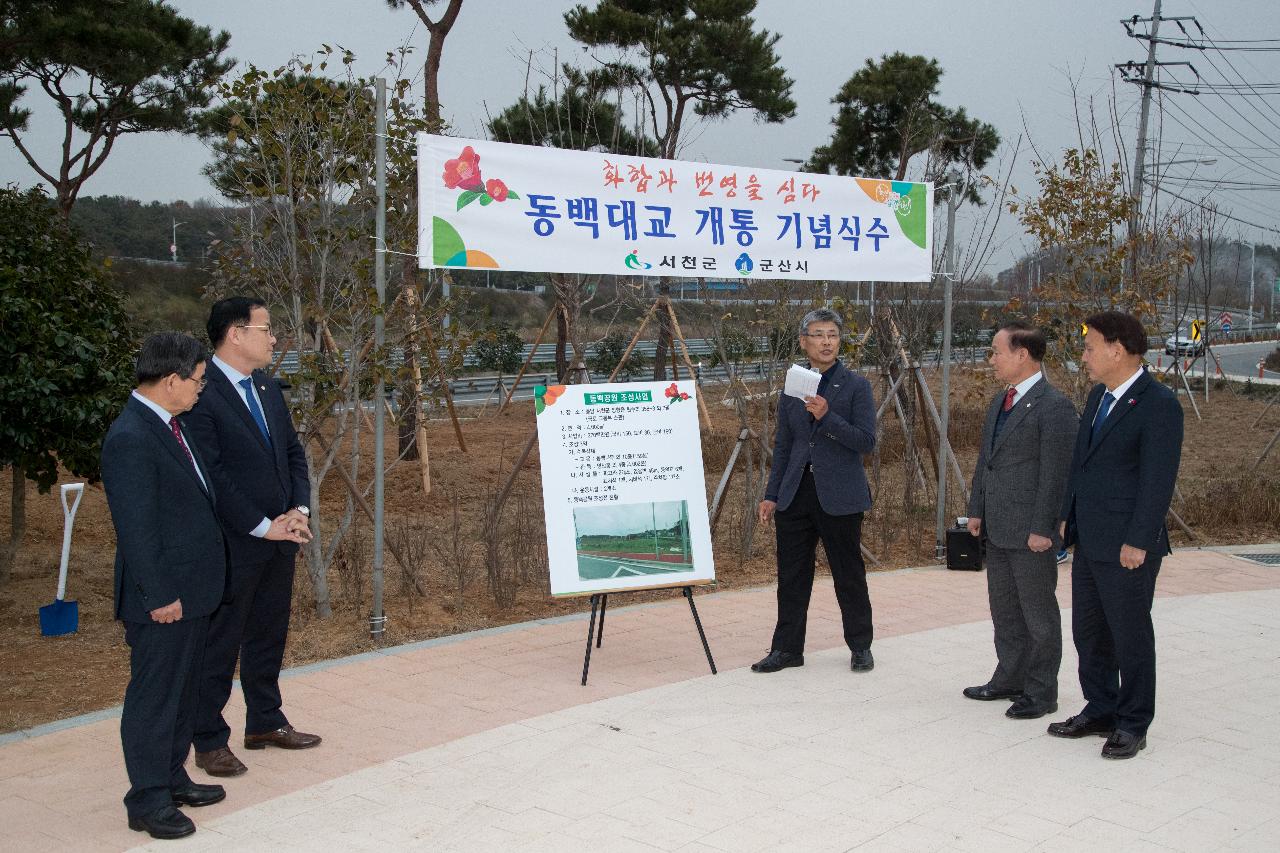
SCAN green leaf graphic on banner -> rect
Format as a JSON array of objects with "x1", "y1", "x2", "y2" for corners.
[
  {"x1": 432, "y1": 216, "x2": 465, "y2": 266},
  {"x1": 506, "y1": 191, "x2": 521, "y2": 200},
  {"x1": 479, "y1": 194, "x2": 492, "y2": 206},
  {"x1": 456, "y1": 190, "x2": 481, "y2": 211},
  {"x1": 535, "y1": 397, "x2": 545, "y2": 415},
  {"x1": 892, "y1": 182, "x2": 928, "y2": 249}
]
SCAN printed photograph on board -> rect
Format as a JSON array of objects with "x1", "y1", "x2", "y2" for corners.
[{"x1": 573, "y1": 500, "x2": 694, "y2": 580}]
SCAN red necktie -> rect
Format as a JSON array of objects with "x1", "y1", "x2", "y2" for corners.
[
  {"x1": 1002, "y1": 387, "x2": 1017, "y2": 412},
  {"x1": 169, "y1": 417, "x2": 196, "y2": 470}
]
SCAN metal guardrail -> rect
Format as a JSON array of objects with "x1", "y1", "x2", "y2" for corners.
[{"x1": 272, "y1": 337, "x2": 766, "y2": 375}]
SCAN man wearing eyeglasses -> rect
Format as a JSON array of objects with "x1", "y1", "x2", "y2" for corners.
[
  {"x1": 753, "y1": 308, "x2": 878, "y2": 675},
  {"x1": 183, "y1": 296, "x2": 319, "y2": 779},
  {"x1": 102, "y1": 332, "x2": 228, "y2": 839}
]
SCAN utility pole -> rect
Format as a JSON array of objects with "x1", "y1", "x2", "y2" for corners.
[
  {"x1": 1118, "y1": 3, "x2": 1196, "y2": 289},
  {"x1": 370, "y1": 77, "x2": 387, "y2": 642},
  {"x1": 1125, "y1": 0, "x2": 1164, "y2": 292},
  {"x1": 934, "y1": 189, "x2": 958, "y2": 560}
]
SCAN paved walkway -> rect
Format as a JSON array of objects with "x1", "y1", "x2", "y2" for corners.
[{"x1": 2, "y1": 547, "x2": 1279, "y2": 852}]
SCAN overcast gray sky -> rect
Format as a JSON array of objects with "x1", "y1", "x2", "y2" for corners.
[
  {"x1": 3, "y1": 0, "x2": 1277, "y2": 275},
  {"x1": 575, "y1": 500, "x2": 683, "y2": 536}
]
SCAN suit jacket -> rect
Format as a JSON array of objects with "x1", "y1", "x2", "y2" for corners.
[
  {"x1": 1060, "y1": 370, "x2": 1184, "y2": 562},
  {"x1": 101, "y1": 396, "x2": 226, "y2": 623},
  {"x1": 182, "y1": 363, "x2": 310, "y2": 568},
  {"x1": 765, "y1": 361, "x2": 877, "y2": 515},
  {"x1": 968, "y1": 377, "x2": 1078, "y2": 550}
]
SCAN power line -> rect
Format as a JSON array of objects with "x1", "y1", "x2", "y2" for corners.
[{"x1": 1154, "y1": 185, "x2": 1280, "y2": 234}]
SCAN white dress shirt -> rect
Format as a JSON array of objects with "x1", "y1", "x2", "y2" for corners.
[
  {"x1": 1008, "y1": 370, "x2": 1043, "y2": 407},
  {"x1": 211, "y1": 355, "x2": 272, "y2": 538},
  {"x1": 131, "y1": 391, "x2": 207, "y2": 491},
  {"x1": 1094, "y1": 366, "x2": 1146, "y2": 430}
]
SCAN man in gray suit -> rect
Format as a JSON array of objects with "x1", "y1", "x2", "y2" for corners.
[
  {"x1": 754, "y1": 308, "x2": 878, "y2": 674},
  {"x1": 964, "y1": 321, "x2": 1077, "y2": 719}
]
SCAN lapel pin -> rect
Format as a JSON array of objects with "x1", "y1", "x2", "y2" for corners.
[
  {"x1": 1128, "y1": 398, "x2": 1136, "y2": 406},
  {"x1": 260, "y1": 385, "x2": 266, "y2": 392}
]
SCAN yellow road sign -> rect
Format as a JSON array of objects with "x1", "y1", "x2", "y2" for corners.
[{"x1": 1190, "y1": 320, "x2": 1202, "y2": 342}]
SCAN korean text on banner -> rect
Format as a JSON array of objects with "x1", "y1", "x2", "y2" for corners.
[
  {"x1": 417, "y1": 133, "x2": 932, "y2": 283},
  {"x1": 533, "y1": 380, "x2": 715, "y2": 597}
]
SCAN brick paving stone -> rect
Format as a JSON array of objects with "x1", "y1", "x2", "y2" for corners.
[{"x1": 2, "y1": 547, "x2": 1279, "y2": 851}]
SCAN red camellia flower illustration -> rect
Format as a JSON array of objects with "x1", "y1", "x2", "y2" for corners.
[
  {"x1": 485, "y1": 178, "x2": 509, "y2": 202},
  {"x1": 442, "y1": 146, "x2": 482, "y2": 190},
  {"x1": 680, "y1": 392, "x2": 689, "y2": 400},
  {"x1": 664, "y1": 383, "x2": 678, "y2": 398}
]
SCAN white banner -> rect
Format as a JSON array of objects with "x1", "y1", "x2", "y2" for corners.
[
  {"x1": 533, "y1": 380, "x2": 715, "y2": 597},
  {"x1": 417, "y1": 133, "x2": 932, "y2": 282}
]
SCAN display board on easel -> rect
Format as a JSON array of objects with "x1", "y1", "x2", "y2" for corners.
[{"x1": 534, "y1": 380, "x2": 716, "y2": 597}]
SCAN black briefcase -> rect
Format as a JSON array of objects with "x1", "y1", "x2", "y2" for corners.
[{"x1": 946, "y1": 526, "x2": 983, "y2": 571}]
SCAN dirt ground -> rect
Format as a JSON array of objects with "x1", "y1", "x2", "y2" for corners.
[{"x1": 2, "y1": 365, "x2": 1277, "y2": 735}]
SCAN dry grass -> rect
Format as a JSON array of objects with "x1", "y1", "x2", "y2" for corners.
[{"x1": 2, "y1": 364, "x2": 1277, "y2": 734}]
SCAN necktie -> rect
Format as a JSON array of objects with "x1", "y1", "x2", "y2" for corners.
[
  {"x1": 1002, "y1": 387, "x2": 1017, "y2": 412},
  {"x1": 239, "y1": 377, "x2": 272, "y2": 445},
  {"x1": 169, "y1": 417, "x2": 196, "y2": 469},
  {"x1": 1090, "y1": 391, "x2": 1115, "y2": 446}
]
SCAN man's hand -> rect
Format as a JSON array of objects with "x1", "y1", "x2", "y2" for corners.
[
  {"x1": 1027, "y1": 533, "x2": 1053, "y2": 552},
  {"x1": 1120, "y1": 544, "x2": 1147, "y2": 570},
  {"x1": 758, "y1": 500, "x2": 777, "y2": 525},
  {"x1": 266, "y1": 514, "x2": 310, "y2": 543},
  {"x1": 966, "y1": 517, "x2": 982, "y2": 537},
  {"x1": 803, "y1": 394, "x2": 828, "y2": 421},
  {"x1": 150, "y1": 599, "x2": 183, "y2": 623},
  {"x1": 284, "y1": 508, "x2": 312, "y2": 540}
]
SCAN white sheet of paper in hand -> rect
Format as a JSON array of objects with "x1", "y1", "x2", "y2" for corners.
[{"x1": 784, "y1": 364, "x2": 821, "y2": 400}]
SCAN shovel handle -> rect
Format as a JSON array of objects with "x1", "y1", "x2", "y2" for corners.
[{"x1": 57, "y1": 483, "x2": 85, "y2": 602}]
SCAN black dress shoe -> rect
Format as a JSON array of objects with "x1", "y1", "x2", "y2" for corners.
[
  {"x1": 963, "y1": 683, "x2": 1022, "y2": 701},
  {"x1": 1101, "y1": 730, "x2": 1147, "y2": 759},
  {"x1": 1006, "y1": 698, "x2": 1057, "y2": 719},
  {"x1": 172, "y1": 782, "x2": 226, "y2": 807},
  {"x1": 850, "y1": 649, "x2": 874, "y2": 672},
  {"x1": 751, "y1": 650, "x2": 803, "y2": 673},
  {"x1": 128, "y1": 804, "x2": 195, "y2": 839},
  {"x1": 1047, "y1": 713, "x2": 1114, "y2": 739}
]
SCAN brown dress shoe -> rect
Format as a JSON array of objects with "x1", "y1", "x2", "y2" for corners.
[
  {"x1": 244, "y1": 724, "x2": 322, "y2": 750},
  {"x1": 194, "y1": 746, "x2": 248, "y2": 777}
]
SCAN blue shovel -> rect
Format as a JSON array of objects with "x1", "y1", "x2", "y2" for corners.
[{"x1": 39, "y1": 483, "x2": 84, "y2": 636}]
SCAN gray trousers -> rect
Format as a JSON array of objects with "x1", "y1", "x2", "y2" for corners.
[{"x1": 985, "y1": 544, "x2": 1062, "y2": 705}]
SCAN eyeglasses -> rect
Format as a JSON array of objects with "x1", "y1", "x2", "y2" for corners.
[
  {"x1": 183, "y1": 375, "x2": 207, "y2": 389},
  {"x1": 803, "y1": 333, "x2": 841, "y2": 342},
  {"x1": 238, "y1": 324, "x2": 273, "y2": 335}
]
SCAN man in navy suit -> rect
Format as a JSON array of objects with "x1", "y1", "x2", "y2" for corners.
[
  {"x1": 1049, "y1": 311, "x2": 1183, "y2": 759},
  {"x1": 102, "y1": 333, "x2": 229, "y2": 839},
  {"x1": 753, "y1": 308, "x2": 878, "y2": 674},
  {"x1": 184, "y1": 297, "x2": 317, "y2": 778}
]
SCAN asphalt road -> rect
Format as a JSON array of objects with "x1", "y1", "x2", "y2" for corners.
[
  {"x1": 576, "y1": 554, "x2": 694, "y2": 580},
  {"x1": 1148, "y1": 339, "x2": 1279, "y2": 379}
]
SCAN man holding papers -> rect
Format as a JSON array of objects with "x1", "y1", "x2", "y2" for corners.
[{"x1": 754, "y1": 309, "x2": 878, "y2": 674}]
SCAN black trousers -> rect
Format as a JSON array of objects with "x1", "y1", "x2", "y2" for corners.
[
  {"x1": 194, "y1": 551, "x2": 295, "y2": 751},
  {"x1": 771, "y1": 471, "x2": 873, "y2": 654},
  {"x1": 985, "y1": 544, "x2": 1062, "y2": 705},
  {"x1": 121, "y1": 615, "x2": 208, "y2": 818},
  {"x1": 1072, "y1": 548, "x2": 1161, "y2": 736}
]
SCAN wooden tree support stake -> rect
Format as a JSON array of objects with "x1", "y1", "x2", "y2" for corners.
[
  {"x1": 499, "y1": 305, "x2": 558, "y2": 414},
  {"x1": 418, "y1": 318, "x2": 468, "y2": 454},
  {"x1": 310, "y1": 431, "x2": 424, "y2": 595}
]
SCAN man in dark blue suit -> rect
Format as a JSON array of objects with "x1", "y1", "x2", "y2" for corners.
[
  {"x1": 102, "y1": 333, "x2": 229, "y2": 839},
  {"x1": 184, "y1": 297, "x2": 317, "y2": 778},
  {"x1": 753, "y1": 308, "x2": 878, "y2": 674},
  {"x1": 1049, "y1": 311, "x2": 1184, "y2": 759}
]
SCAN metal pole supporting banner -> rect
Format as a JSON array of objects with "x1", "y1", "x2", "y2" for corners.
[
  {"x1": 934, "y1": 191, "x2": 957, "y2": 560},
  {"x1": 371, "y1": 77, "x2": 387, "y2": 641}
]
